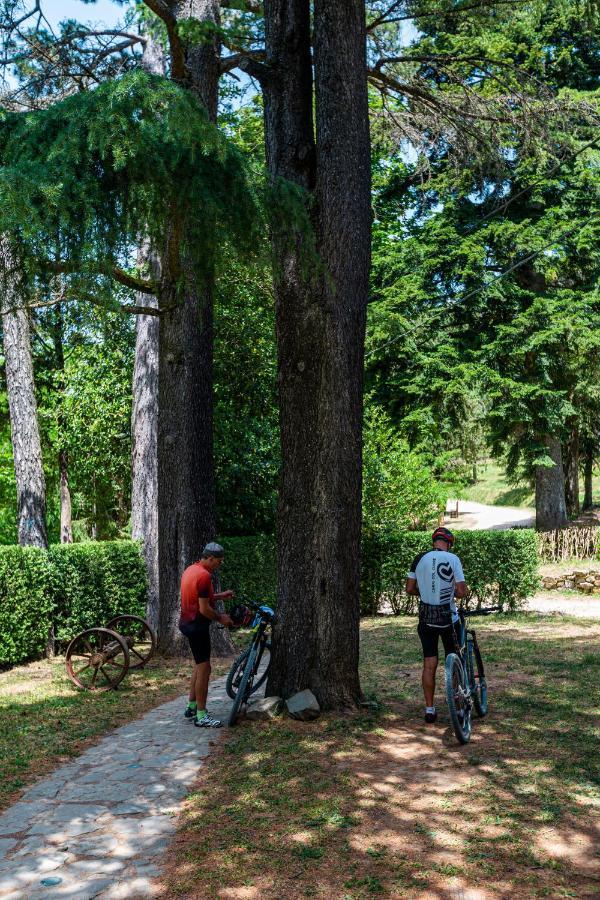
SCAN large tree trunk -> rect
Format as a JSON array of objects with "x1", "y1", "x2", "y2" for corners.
[
  {"x1": 264, "y1": 0, "x2": 371, "y2": 708},
  {"x1": 131, "y1": 278, "x2": 160, "y2": 631},
  {"x1": 1, "y1": 249, "x2": 48, "y2": 548},
  {"x1": 156, "y1": 1, "x2": 233, "y2": 656},
  {"x1": 563, "y1": 420, "x2": 580, "y2": 519},
  {"x1": 58, "y1": 450, "x2": 73, "y2": 543},
  {"x1": 131, "y1": 34, "x2": 163, "y2": 635},
  {"x1": 535, "y1": 435, "x2": 568, "y2": 531},
  {"x1": 50, "y1": 304, "x2": 73, "y2": 544},
  {"x1": 583, "y1": 444, "x2": 594, "y2": 510}
]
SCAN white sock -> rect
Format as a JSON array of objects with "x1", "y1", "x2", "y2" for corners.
[{"x1": 426, "y1": 706, "x2": 436, "y2": 714}]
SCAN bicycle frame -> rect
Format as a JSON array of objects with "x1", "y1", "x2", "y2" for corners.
[{"x1": 451, "y1": 611, "x2": 485, "y2": 702}]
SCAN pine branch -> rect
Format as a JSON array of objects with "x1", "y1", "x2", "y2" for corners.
[{"x1": 46, "y1": 261, "x2": 157, "y2": 296}]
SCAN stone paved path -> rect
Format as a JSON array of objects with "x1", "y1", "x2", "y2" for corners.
[{"x1": 0, "y1": 675, "x2": 231, "y2": 899}]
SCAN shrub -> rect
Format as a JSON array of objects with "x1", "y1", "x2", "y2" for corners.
[
  {"x1": 0, "y1": 547, "x2": 54, "y2": 666},
  {"x1": 49, "y1": 541, "x2": 148, "y2": 644},
  {"x1": 363, "y1": 405, "x2": 448, "y2": 532},
  {"x1": 218, "y1": 535, "x2": 277, "y2": 606},
  {"x1": 361, "y1": 528, "x2": 539, "y2": 616}
]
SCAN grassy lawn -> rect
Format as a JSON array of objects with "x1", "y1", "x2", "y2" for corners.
[
  {"x1": 0, "y1": 651, "x2": 238, "y2": 813},
  {"x1": 462, "y1": 460, "x2": 600, "y2": 510},
  {"x1": 162, "y1": 615, "x2": 600, "y2": 899}
]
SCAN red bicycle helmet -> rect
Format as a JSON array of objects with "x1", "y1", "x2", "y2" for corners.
[{"x1": 432, "y1": 527, "x2": 455, "y2": 548}]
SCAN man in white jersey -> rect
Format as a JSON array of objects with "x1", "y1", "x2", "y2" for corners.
[{"x1": 405, "y1": 527, "x2": 468, "y2": 724}]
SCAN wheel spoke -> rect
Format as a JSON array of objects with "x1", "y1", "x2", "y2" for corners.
[
  {"x1": 130, "y1": 648, "x2": 146, "y2": 662},
  {"x1": 74, "y1": 663, "x2": 91, "y2": 676}
]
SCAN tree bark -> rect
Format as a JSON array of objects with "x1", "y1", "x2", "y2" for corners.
[
  {"x1": 131, "y1": 265, "x2": 160, "y2": 631},
  {"x1": 156, "y1": 1, "x2": 233, "y2": 656},
  {"x1": 131, "y1": 33, "x2": 163, "y2": 635},
  {"x1": 583, "y1": 444, "x2": 594, "y2": 510},
  {"x1": 49, "y1": 303, "x2": 73, "y2": 543},
  {"x1": 563, "y1": 420, "x2": 580, "y2": 519},
  {"x1": 1, "y1": 246, "x2": 48, "y2": 549},
  {"x1": 264, "y1": 0, "x2": 371, "y2": 708},
  {"x1": 535, "y1": 435, "x2": 568, "y2": 531}
]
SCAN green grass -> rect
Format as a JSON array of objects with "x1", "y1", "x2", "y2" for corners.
[
  {"x1": 461, "y1": 461, "x2": 534, "y2": 507},
  {"x1": 162, "y1": 615, "x2": 600, "y2": 899},
  {"x1": 462, "y1": 460, "x2": 600, "y2": 509}
]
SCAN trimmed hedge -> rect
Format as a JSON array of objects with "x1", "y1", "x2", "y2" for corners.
[
  {"x1": 49, "y1": 541, "x2": 148, "y2": 643},
  {"x1": 0, "y1": 529, "x2": 539, "y2": 666},
  {"x1": 0, "y1": 547, "x2": 54, "y2": 666},
  {"x1": 220, "y1": 529, "x2": 539, "y2": 616},
  {"x1": 361, "y1": 528, "x2": 539, "y2": 615},
  {"x1": 217, "y1": 535, "x2": 277, "y2": 606},
  {"x1": 0, "y1": 541, "x2": 147, "y2": 666}
]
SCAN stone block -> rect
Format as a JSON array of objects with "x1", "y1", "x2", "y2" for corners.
[
  {"x1": 579, "y1": 582, "x2": 593, "y2": 593},
  {"x1": 246, "y1": 696, "x2": 283, "y2": 721},
  {"x1": 285, "y1": 690, "x2": 320, "y2": 721},
  {"x1": 564, "y1": 580, "x2": 575, "y2": 589}
]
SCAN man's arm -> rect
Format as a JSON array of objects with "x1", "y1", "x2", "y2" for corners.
[
  {"x1": 198, "y1": 596, "x2": 232, "y2": 625},
  {"x1": 455, "y1": 581, "x2": 468, "y2": 599},
  {"x1": 405, "y1": 577, "x2": 420, "y2": 596},
  {"x1": 214, "y1": 589, "x2": 234, "y2": 601}
]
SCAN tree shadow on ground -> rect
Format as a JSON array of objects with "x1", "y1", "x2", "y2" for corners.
[{"x1": 159, "y1": 618, "x2": 600, "y2": 899}]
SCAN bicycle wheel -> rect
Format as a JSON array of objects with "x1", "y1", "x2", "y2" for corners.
[
  {"x1": 467, "y1": 637, "x2": 488, "y2": 717},
  {"x1": 226, "y1": 642, "x2": 271, "y2": 700},
  {"x1": 445, "y1": 653, "x2": 472, "y2": 744},
  {"x1": 228, "y1": 644, "x2": 258, "y2": 726}
]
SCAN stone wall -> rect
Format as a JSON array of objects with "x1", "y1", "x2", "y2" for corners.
[{"x1": 541, "y1": 571, "x2": 600, "y2": 594}]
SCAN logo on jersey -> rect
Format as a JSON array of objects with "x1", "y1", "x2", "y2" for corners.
[{"x1": 437, "y1": 562, "x2": 454, "y2": 582}]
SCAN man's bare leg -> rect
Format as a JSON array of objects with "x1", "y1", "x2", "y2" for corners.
[
  {"x1": 422, "y1": 657, "x2": 438, "y2": 708},
  {"x1": 188, "y1": 667, "x2": 197, "y2": 703},
  {"x1": 195, "y1": 661, "x2": 211, "y2": 711}
]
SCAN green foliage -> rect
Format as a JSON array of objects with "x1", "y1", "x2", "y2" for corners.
[
  {"x1": 48, "y1": 541, "x2": 147, "y2": 644},
  {"x1": 0, "y1": 69, "x2": 261, "y2": 286},
  {"x1": 0, "y1": 541, "x2": 147, "y2": 665},
  {"x1": 214, "y1": 254, "x2": 278, "y2": 535},
  {"x1": 361, "y1": 529, "x2": 539, "y2": 616},
  {"x1": 366, "y1": 0, "x2": 600, "y2": 496},
  {"x1": 0, "y1": 547, "x2": 53, "y2": 666},
  {"x1": 217, "y1": 535, "x2": 277, "y2": 607},
  {"x1": 363, "y1": 404, "x2": 448, "y2": 534},
  {"x1": 220, "y1": 527, "x2": 539, "y2": 618}
]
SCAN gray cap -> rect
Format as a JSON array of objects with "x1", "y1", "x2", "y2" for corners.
[{"x1": 202, "y1": 542, "x2": 224, "y2": 558}]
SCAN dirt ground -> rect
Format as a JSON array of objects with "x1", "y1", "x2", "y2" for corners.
[{"x1": 158, "y1": 617, "x2": 600, "y2": 900}]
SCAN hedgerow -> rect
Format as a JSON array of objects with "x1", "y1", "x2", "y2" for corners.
[
  {"x1": 48, "y1": 541, "x2": 147, "y2": 643},
  {"x1": 0, "y1": 530, "x2": 539, "y2": 667},
  {"x1": 0, "y1": 542, "x2": 147, "y2": 666},
  {"x1": 361, "y1": 528, "x2": 539, "y2": 615},
  {"x1": 0, "y1": 547, "x2": 54, "y2": 666}
]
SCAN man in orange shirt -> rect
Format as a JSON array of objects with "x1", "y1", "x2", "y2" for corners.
[{"x1": 179, "y1": 542, "x2": 234, "y2": 727}]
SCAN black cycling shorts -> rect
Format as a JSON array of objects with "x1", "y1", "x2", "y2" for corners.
[
  {"x1": 179, "y1": 617, "x2": 211, "y2": 664},
  {"x1": 418, "y1": 620, "x2": 460, "y2": 659}
]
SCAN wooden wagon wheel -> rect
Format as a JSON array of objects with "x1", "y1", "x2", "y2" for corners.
[
  {"x1": 65, "y1": 627, "x2": 130, "y2": 691},
  {"x1": 105, "y1": 615, "x2": 156, "y2": 670}
]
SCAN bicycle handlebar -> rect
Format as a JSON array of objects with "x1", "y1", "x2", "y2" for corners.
[{"x1": 463, "y1": 606, "x2": 502, "y2": 617}]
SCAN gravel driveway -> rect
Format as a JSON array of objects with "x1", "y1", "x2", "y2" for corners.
[{"x1": 445, "y1": 500, "x2": 535, "y2": 530}]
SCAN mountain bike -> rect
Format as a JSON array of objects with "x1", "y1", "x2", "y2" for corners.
[
  {"x1": 226, "y1": 601, "x2": 275, "y2": 726},
  {"x1": 445, "y1": 606, "x2": 500, "y2": 744}
]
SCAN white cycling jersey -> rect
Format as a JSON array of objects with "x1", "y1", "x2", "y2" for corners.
[{"x1": 408, "y1": 549, "x2": 465, "y2": 621}]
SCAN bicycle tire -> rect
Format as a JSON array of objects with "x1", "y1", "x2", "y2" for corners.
[
  {"x1": 469, "y1": 638, "x2": 488, "y2": 717},
  {"x1": 445, "y1": 653, "x2": 472, "y2": 744},
  {"x1": 228, "y1": 644, "x2": 258, "y2": 726},
  {"x1": 226, "y1": 642, "x2": 271, "y2": 700}
]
